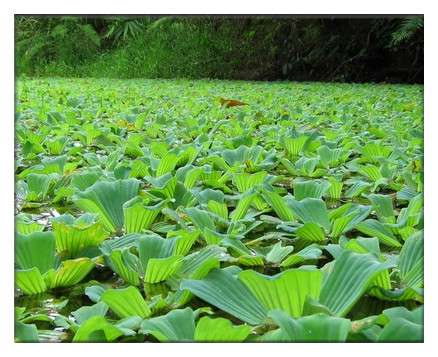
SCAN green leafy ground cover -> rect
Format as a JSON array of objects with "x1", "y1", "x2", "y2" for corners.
[{"x1": 15, "y1": 78, "x2": 424, "y2": 342}]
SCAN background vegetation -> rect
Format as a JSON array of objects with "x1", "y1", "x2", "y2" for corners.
[{"x1": 15, "y1": 16, "x2": 423, "y2": 83}]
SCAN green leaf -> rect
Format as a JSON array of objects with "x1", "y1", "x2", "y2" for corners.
[
  {"x1": 398, "y1": 231, "x2": 423, "y2": 288},
  {"x1": 52, "y1": 213, "x2": 108, "y2": 257},
  {"x1": 280, "y1": 244, "x2": 322, "y2": 268},
  {"x1": 207, "y1": 200, "x2": 228, "y2": 220},
  {"x1": 156, "y1": 153, "x2": 178, "y2": 176},
  {"x1": 123, "y1": 197, "x2": 166, "y2": 233},
  {"x1": 293, "y1": 180, "x2": 329, "y2": 200},
  {"x1": 330, "y1": 205, "x2": 371, "y2": 239},
  {"x1": 368, "y1": 194, "x2": 396, "y2": 223},
  {"x1": 71, "y1": 302, "x2": 109, "y2": 325},
  {"x1": 296, "y1": 222, "x2": 325, "y2": 242},
  {"x1": 356, "y1": 219, "x2": 402, "y2": 247},
  {"x1": 139, "y1": 307, "x2": 195, "y2": 341},
  {"x1": 265, "y1": 242, "x2": 294, "y2": 264},
  {"x1": 359, "y1": 164, "x2": 384, "y2": 182},
  {"x1": 320, "y1": 250, "x2": 394, "y2": 316},
  {"x1": 377, "y1": 306, "x2": 423, "y2": 342},
  {"x1": 15, "y1": 214, "x2": 44, "y2": 235},
  {"x1": 318, "y1": 145, "x2": 349, "y2": 168},
  {"x1": 101, "y1": 286, "x2": 151, "y2": 319},
  {"x1": 345, "y1": 180, "x2": 371, "y2": 198},
  {"x1": 239, "y1": 268, "x2": 323, "y2": 318},
  {"x1": 44, "y1": 258, "x2": 95, "y2": 289},
  {"x1": 184, "y1": 207, "x2": 216, "y2": 232},
  {"x1": 85, "y1": 285, "x2": 106, "y2": 303},
  {"x1": 137, "y1": 234, "x2": 176, "y2": 274},
  {"x1": 72, "y1": 316, "x2": 123, "y2": 342},
  {"x1": 194, "y1": 316, "x2": 251, "y2": 342},
  {"x1": 326, "y1": 178, "x2": 344, "y2": 201},
  {"x1": 377, "y1": 318, "x2": 423, "y2": 342},
  {"x1": 181, "y1": 268, "x2": 267, "y2": 325},
  {"x1": 233, "y1": 171, "x2": 267, "y2": 192},
  {"x1": 283, "y1": 136, "x2": 308, "y2": 157},
  {"x1": 230, "y1": 192, "x2": 256, "y2": 221},
  {"x1": 73, "y1": 179, "x2": 140, "y2": 232},
  {"x1": 289, "y1": 198, "x2": 331, "y2": 231},
  {"x1": 145, "y1": 256, "x2": 183, "y2": 283},
  {"x1": 15, "y1": 267, "x2": 47, "y2": 295},
  {"x1": 16, "y1": 231, "x2": 57, "y2": 274},
  {"x1": 264, "y1": 310, "x2": 351, "y2": 342},
  {"x1": 107, "y1": 248, "x2": 140, "y2": 286},
  {"x1": 15, "y1": 321, "x2": 39, "y2": 342},
  {"x1": 261, "y1": 190, "x2": 294, "y2": 222},
  {"x1": 24, "y1": 173, "x2": 58, "y2": 201},
  {"x1": 70, "y1": 168, "x2": 102, "y2": 191}
]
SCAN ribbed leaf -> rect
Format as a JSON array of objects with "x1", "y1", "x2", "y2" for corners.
[
  {"x1": 265, "y1": 242, "x2": 294, "y2": 264},
  {"x1": 330, "y1": 205, "x2": 371, "y2": 239},
  {"x1": 181, "y1": 268, "x2": 267, "y2": 325},
  {"x1": 344, "y1": 180, "x2": 371, "y2": 198},
  {"x1": 170, "y1": 229, "x2": 199, "y2": 256},
  {"x1": 137, "y1": 235, "x2": 176, "y2": 274},
  {"x1": 194, "y1": 316, "x2": 251, "y2": 342},
  {"x1": 24, "y1": 173, "x2": 58, "y2": 201},
  {"x1": 261, "y1": 190, "x2": 294, "y2": 222},
  {"x1": 15, "y1": 321, "x2": 39, "y2": 342},
  {"x1": 129, "y1": 159, "x2": 150, "y2": 178},
  {"x1": 73, "y1": 316, "x2": 123, "y2": 342},
  {"x1": 145, "y1": 256, "x2": 183, "y2": 283},
  {"x1": 16, "y1": 231, "x2": 57, "y2": 274},
  {"x1": 280, "y1": 244, "x2": 322, "y2": 268},
  {"x1": 140, "y1": 307, "x2": 195, "y2": 341},
  {"x1": 184, "y1": 207, "x2": 216, "y2": 232},
  {"x1": 356, "y1": 219, "x2": 402, "y2": 248},
  {"x1": 283, "y1": 136, "x2": 308, "y2": 157},
  {"x1": 293, "y1": 180, "x2": 328, "y2": 200},
  {"x1": 398, "y1": 231, "x2": 423, "y2": 288},
  {"x1": 52, "y1": 213, "x2": 108, "y2": 257},
  {"x1": 288, "y1": 198, "x2": 330, "y2": 231},
  {"x1": 101, "y1": 286, "x2": 151, "y2": 319},
  {"x1": 44, "y1": 258, "x2": 94, "y2": 289},
  {"x1": 70, "y1": 168, "x2": 102, "y2": 191},
  {"x1": 326, "y1": 178, "x2": 344, "y2": 200},
  {"x1": 73, "y1": 179, "x2": 140, "y2": 232},
  {"x1": 15, "y1": 214, "x2": 44, "y2": 235},
  {"x1": 377, "y1": 306, "x2": 423, "y2": 342},
  {"x1": 71, "y1": 302, "x2": 109, "y2": 325},
  {"x1": 147, "y1": 174, "x2": 177, "y2": 199},
  {"x1": 296, "y1": 222, "x2": 325, "y2": 242},
  {"x1": 368, "y1": 194, "x2": 396, "y2": 224},
  {"x1": 207, "y1": 200, "x2": 228, "y2": 220},
  {"x1": 156, "y1": 153, "x2": 178, "y2": 176},
  {"x1": 183, "y1": 167, "x2": 203, "y2": 189},
  {"x1": 359, "y1": 164, "x2": 383, "y2": 182},
  {"x1": 378, "y1": 318, "x2": 423, "y2": 342},
  {"x1": 320, "y1": 250, "x2": 394, "y2": 316},
  {"x1": 239, "y1": 268, "x2": 323, "y2": 318},
  {"x1": 230, "y1": 192, "x2": 256, "y2": 221},
  {"x1": 263, "y1": 310, "x2": 351, "y2": 342},
  {"x1": 233, "y1": 171, "x2": 267, "y2": 192},
  {"x1": 107, "y1": 249, "x2": 140, "y2": 286},
  {"x1": 361, "y1": 143, "x2": 392, "y2": 161},
  {"x1": 318, "y1": 145, "x2": 349, "y2": 168},
  {"x1": 15, "y1": 267, "x2": 47, "y2": 295},
  {"x1": 123, "y1": 197, "x2": 166, "y2": 233}
]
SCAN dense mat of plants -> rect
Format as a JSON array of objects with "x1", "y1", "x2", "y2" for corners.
[{"x1": 15, "y1": 78, "x2": 424, "y2": 342}]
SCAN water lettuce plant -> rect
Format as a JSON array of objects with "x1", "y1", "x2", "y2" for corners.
[{"x1": 15, "y1": 78, "x2": 423, "y2": 342}]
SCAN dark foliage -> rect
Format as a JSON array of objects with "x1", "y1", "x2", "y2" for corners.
[{"x1": 15, "y1": 16, "x2": 423, "y2": 83}]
